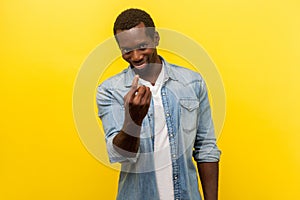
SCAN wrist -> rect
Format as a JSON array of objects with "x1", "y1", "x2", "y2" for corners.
[{"x1": 122, "y1": 119, "x2": 142, "y2": 137}]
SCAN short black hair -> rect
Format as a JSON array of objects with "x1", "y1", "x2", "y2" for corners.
[{"x1": 113, "y1": 8, "x2": 156, "y2": 38}]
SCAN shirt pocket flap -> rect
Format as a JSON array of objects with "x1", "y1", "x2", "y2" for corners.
[{"x1": 180, "y1": 99, "x2": 200, "y2": 111}]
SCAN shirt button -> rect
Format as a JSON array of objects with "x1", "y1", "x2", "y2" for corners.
[
  {"x1": 170, "y1": 134, "x2": 173, "y2": 137},
  {"x1": 166, "y1": 113, "x2": 170, "y2": 117},
  {"x1": 172, "y1": 154, "x2": 176, "y2": 158},
  {"x1": 162, "y1": 92, "x2": 166, "y2": 96},
  {"x1": 174, "y1": 176, "x2": 178, "y2": 180}
]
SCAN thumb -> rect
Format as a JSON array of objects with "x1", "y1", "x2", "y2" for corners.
[{"x1": 131, "y1": 75, "x2": 139, "y2": 90}]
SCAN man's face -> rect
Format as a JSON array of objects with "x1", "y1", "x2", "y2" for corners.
[{"x1": 115, "y1": 23, "x2": 160, "y2": 71}]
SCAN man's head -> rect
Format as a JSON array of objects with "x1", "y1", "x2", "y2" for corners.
[
  {"x1": 113, "y1": 9, "x2": 161, "y2": 74},
  {"x1": 113, "y1": 8, "x2": 156, "y2": 39}
]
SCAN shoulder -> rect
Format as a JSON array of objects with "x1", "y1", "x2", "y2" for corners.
[
  {"x1": 97, "y1": 68, "x2": 129, "y2": 90},
  {"x1": 166, "y1": 62, "x2": 205, "y2": 85}
]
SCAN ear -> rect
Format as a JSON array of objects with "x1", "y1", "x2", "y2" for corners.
[{"x1": 154, "y1": 31, "x2": 160, "y2": 46}]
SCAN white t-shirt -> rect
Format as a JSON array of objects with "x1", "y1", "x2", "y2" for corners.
[{"x1": 139, "y1": 63, "x2": 174, "y2": 200}]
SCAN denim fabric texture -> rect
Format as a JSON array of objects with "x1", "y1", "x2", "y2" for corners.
[{"x1": 96, "y1": 57, "x2": 221, "y2": 200}]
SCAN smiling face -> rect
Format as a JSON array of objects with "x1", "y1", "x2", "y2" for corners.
[{"x1": 115, "y1": 23, "x2": 161, "y2": 75}]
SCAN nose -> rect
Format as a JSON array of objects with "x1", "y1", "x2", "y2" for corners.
[{"x1": 131, "y1": 50, "x2": 143, "y2": 62}]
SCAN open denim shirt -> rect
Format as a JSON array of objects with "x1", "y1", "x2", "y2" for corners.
[{"x1": 97, "y1": 58, "x2": 221, "y2": 200}]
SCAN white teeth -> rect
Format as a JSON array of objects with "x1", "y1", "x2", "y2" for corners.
[{"x1": 134, "y1": 63, "x2": 146, "y2": 69}]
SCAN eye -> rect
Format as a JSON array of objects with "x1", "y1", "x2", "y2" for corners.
[
  {"x1": 139, "y1": 44, "x2": 148, "y2": 50},
  {"x1": 121, "y1": 48, "x2": 132, "y2": 54}
]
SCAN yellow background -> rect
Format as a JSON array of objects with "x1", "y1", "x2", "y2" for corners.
[{"x1": 1, "y1": 0, "x2": 300, "y2": 199}]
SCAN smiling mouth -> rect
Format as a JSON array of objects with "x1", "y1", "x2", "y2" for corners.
[{"x1": 132, "y1": 62, "x2": 147, "y2": 70}]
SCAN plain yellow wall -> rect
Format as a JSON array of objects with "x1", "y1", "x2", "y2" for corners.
[{"x1": 1, "y1": 0, "x2": 300, "y2": 199}]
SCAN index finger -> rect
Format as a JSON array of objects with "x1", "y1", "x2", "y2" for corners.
[{"x1": 125, "y1": 75, "x2": 140, "y2": 101}]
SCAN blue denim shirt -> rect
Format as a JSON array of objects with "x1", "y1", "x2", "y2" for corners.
[{"x1": 97, "y1": 58, "x2": 221, "y2": 200}]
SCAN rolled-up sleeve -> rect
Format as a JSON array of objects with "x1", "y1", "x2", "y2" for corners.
[
  {"x1": 96, "y1": 83, "x2": 140, "y2": 164},
  {"x1": 193, "y1": 80, "x2": 221, "y2": 163}
]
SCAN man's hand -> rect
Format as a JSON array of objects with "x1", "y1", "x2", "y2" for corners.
[{"x1": 124, "y1": 75, "x2": 152, "y2": 126}]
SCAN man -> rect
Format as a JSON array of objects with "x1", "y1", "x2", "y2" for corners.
[{"x1": 97, "y1": 8, "x2": 221, "y2": 200}]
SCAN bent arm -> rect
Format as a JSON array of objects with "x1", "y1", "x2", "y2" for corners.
[
  {"x1": 193, "y1": 79, "x2": 221, "y2": 199},
  {"x1": 97, "y1": 75, "x2": 151, "y2": 162},
  {"x1": 113, "y1": 80, "x2": 151, "y2": 156}
]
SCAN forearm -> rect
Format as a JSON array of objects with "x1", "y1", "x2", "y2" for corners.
[
  {"x1": 112, "y1": 114, "x2": 143, "y2": 152},
  {"x1": 197, "y1": 162, "x2": 219, "y2": 200},
  {"x1": 113, "y1": 129, "x2": 140, "y2": 155}
]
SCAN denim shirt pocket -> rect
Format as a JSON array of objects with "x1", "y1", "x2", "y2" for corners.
[{"x1": 179, "y1": 99, "x2": 200, "y2": 133}]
